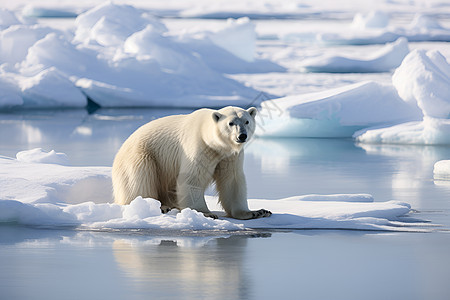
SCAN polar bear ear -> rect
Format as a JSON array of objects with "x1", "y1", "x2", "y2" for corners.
[
  {"x1": 212, "y1": 112, "x2": 223, "y2": 122},
  {"x1": 247, "y1": 107, "x2": 257, "y2": 119}
]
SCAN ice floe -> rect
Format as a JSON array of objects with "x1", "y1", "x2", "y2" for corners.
[{"x1": 0, "y1": 150, "x2": 429, "y2": 232}]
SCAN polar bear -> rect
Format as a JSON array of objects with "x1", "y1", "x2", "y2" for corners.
[{"x1": 112, "y1": 106, "x2": 272, "y2": 220}]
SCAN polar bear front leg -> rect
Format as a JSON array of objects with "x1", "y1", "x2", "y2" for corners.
[
  {"x1": 214, "y1": 154, "x2": 272, "y2": 220},
  {"x1": 177, "y1": 169, "x2": 218, "y2": 219}
]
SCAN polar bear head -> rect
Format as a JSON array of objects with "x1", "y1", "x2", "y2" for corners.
[{"x1": 212, "y1": 106, "x2": 257, "y2": 152}]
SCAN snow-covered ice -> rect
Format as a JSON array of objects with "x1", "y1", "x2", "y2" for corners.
[
  {"x1": 255, "y1": 81, "x2": 422, "y2": 138},
  {"x1": 392, "y1": 49, "x2": 450, "y2": 119},
  {"x1": 0, "y1": 150, "x2": 429, "y2": 232},
  {"x1": 354, "y1": 117, "x2": 450, "y2": 145},
  {"x1": 16, "y1": 148, "x2": 69, "y2": 165},
  {"x1": 258, "y1": 47, "x2": 450, "y2": 144},
  {"x1": 1, "y1": 3, "x2": 290, "y2": 109}
]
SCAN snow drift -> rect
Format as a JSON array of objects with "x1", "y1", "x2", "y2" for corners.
[{"x1": 0, "y1": 149, "x2": 428, "y2": 232}]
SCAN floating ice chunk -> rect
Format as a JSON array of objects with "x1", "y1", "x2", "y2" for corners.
[
  {"x1": 256, "y1": 81, "x2": 422, "y2": 137},
  {"x1": 351, "y1": 11, "x2": 390, "y2": 30},
  {"x1": 392, "y1": 49, "x2": 450, "y2": 118},
  {"x1": 301, "y1": 37, "x2": 409, "y2": 73},
  {"x1": 354, "y1": 117, "x2": 450, "y2": 145},
  {"x1": 434, "y1": 160, "x2": 450, "y2": 181},
  {"x1": 208, "y1": 17, "x2": 256, "y2": 62},
  {"x1": 16, "y1": 148, "x2": 70, "y2": 165}
]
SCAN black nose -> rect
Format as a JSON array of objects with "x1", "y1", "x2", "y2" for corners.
[{"x1": 238, "y1": 133, "x2": 247, "y2": 142}]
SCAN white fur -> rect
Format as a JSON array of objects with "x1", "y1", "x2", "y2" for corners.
[{"x1": 112, "y1": 106, "x2": 271, "y2": 220}]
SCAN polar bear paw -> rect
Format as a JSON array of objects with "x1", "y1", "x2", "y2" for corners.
[
  {"x1": 251, "y1": 209, "x2": 272, "y2": 219},
  {"x1": 203, "y1": 212, "x2": 219, "y2": 219},
  {"x1": 160, "y1": 205, "x2": 172, "y2": 214}
]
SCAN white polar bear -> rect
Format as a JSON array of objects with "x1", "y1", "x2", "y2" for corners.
[{"x1": 112, "y1": 106, "x2": 272, "y2": 220}]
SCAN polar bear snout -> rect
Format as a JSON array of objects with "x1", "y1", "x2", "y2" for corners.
[{"x1": 237, "y1": 133, "x2": 248, "y2": 143}]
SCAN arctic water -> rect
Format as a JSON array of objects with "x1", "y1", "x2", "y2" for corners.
[{"x1": 1, "y1": 108, "x2": 450, "y2": 300}]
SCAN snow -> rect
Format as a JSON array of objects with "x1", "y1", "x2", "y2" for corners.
[
  {"x1": 392, "y1": 49, "x2": 450, "y2": 119},
  {"x1": 207, "y1": 17, "x2": 256, "y2": 63},
  {"x1": 300, "y1": 38, "x2": 410, "y2": 73},
  {"x1": 258, "y1": 47, "x2": 450, "y2": 144},
  {"x1": 0, "y1": 151, "x2": 428, "y2": 232},
  {"x1": 352, "y1": 49, "x2": 450, "y2": 144},
  {"x1": 354, "y1": 117, "x2": 450, "y2": 145},
  {"x1": 1, "y1": 2, "x2": 289, "y2": 109},
  {"x1": 16, "y1": 148, "x2": 69, "y2": 165}
]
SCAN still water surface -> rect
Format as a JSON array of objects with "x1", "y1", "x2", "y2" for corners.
[{"x1": 1, "y1": 109, "x2": 450, "y2": 300}]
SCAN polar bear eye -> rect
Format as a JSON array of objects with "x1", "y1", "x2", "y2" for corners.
[
  {"x1": 229, "y1": 122, "x2": 234, "y2": 126},
  {"x1": 245, "y1": 120, "x2": 249, "y2": 124}
]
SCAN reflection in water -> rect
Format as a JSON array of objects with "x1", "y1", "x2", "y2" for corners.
[
  {"x1": 0, "y1": 108, "x2": 193, "y2": 166},
  {"x1": 112, "y1": 234, "x2": 269, "y2": 300},
  {"x1": 245, "y1": 138, "x2": 450, "y2": 209}
]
